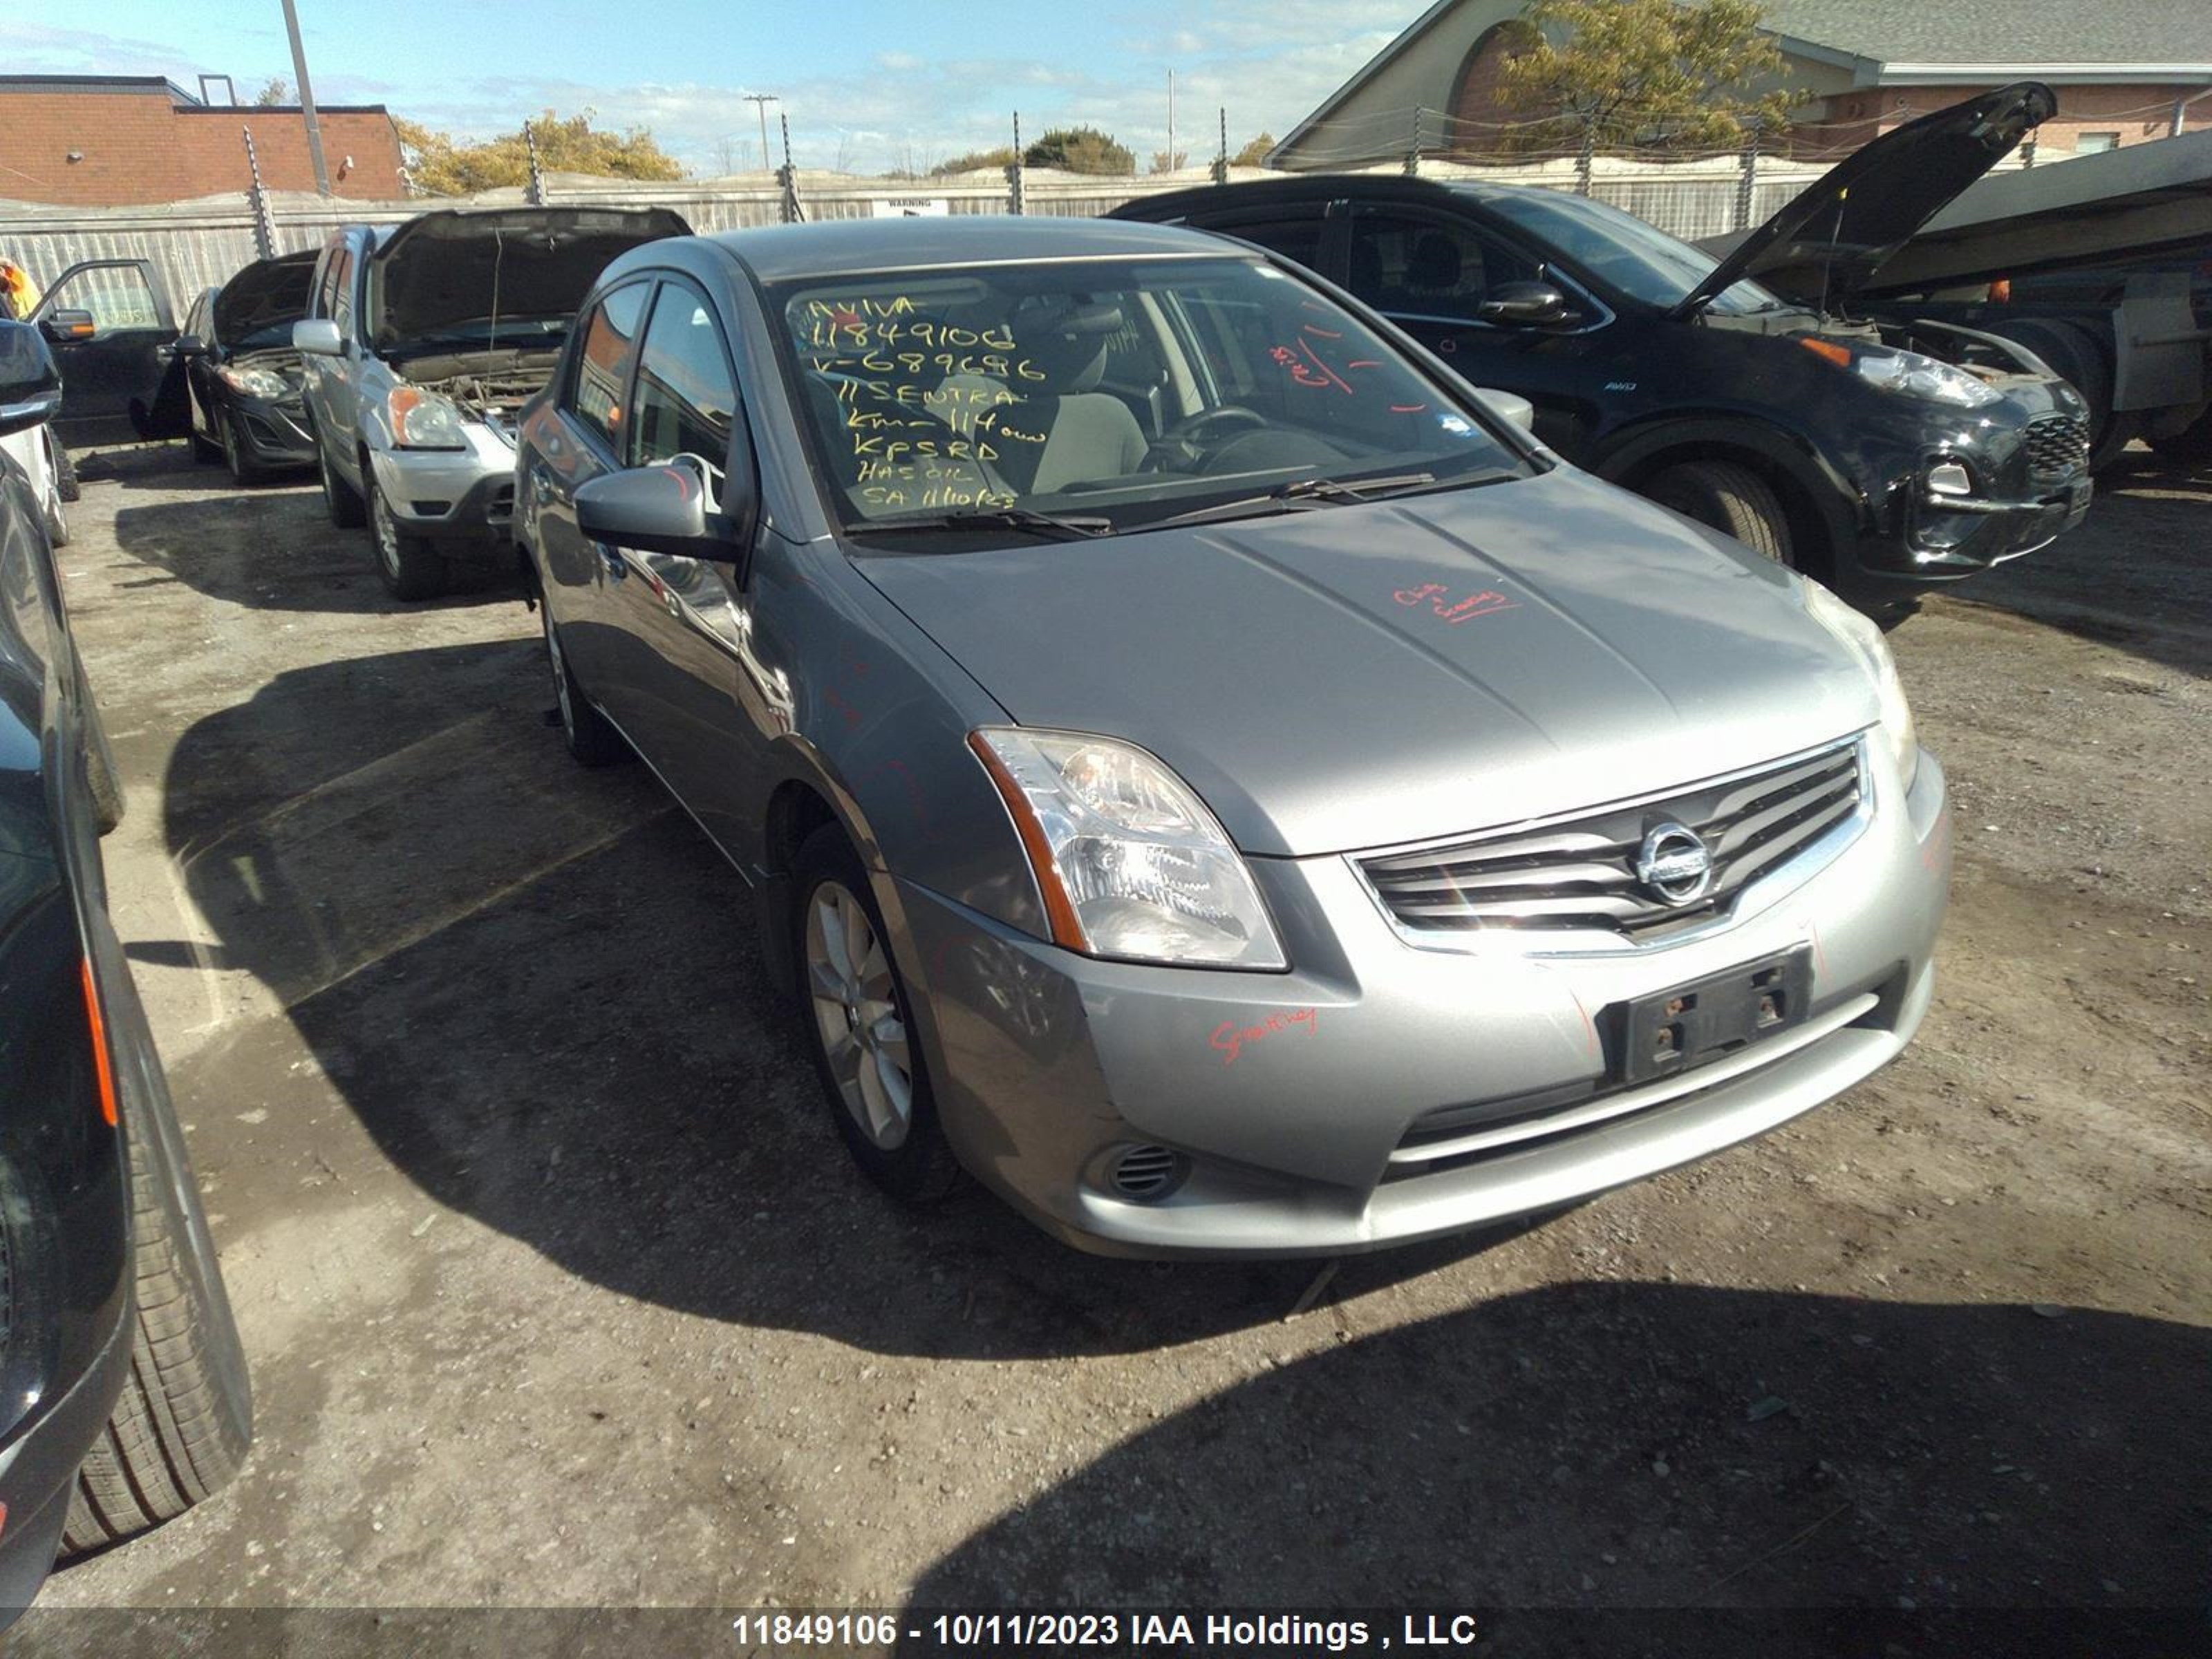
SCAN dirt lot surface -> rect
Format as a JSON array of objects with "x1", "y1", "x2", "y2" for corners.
[{"x1": 19, "y1": 443, "x2": 2209, "y2": 1651}]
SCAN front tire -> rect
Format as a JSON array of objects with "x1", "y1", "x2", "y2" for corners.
[
  {"x1": 1647, "y1": 460, "x2": 1794, "y2": 566},
  {"x1": 61, "y1": 1020, "x2": 251, "y2": 1558},
  {"x1": 220, "y1": 411, "x2": 265, "y2": 486},
  {"x1": 366, "y1": 472, "x2": 448, "y2": 601},
  {"x1": 317, "y1": 440, "x2": 365, "y2": 527},
  {"x1": 540, "y1": 601, "x2": 628, "y2": 767},
  {"x1": 47, "y1": 429, "x2": 79, "y2": 501},
  {"x1": 792, "y1": 825, "x2": 960, "y2": 1204}
]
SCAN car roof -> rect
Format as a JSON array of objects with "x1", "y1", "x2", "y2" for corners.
[
  {"x1": 1132, "y1": 174, "x2": 1553, "y2": 218},
  {"x1": 707, "y1": 214, "x2": 1245, "y2": 282}
]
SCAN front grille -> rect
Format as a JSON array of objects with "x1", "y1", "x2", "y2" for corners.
[
  {"x1": 2025, "y1": 413, "x2": 2089, "y2": 480},
  {"x1": 1358, "y1": 740, "x2": 1865, "y2": 944}
]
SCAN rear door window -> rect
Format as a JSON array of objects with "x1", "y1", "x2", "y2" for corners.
[
  {"x1": 626, "y1": 285, "x2": 738, "y2": 467},
  {"x1": 565, "y1": 283, "x2": 649, "y2": 453},
  {"x1": 1206, "y1": 214, "x2": 1331, "y2": 277}
]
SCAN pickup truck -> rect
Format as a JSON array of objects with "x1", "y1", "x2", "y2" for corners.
[{"x1": 21, "y1": 258, "x2": 189, "y2": 446}]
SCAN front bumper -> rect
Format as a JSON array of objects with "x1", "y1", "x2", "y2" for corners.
[
  {"x1": 228, "y1": 397, "x2": 317, "y2": 467},
  {"x1": 0, "y1": 1284, "x2": 131, "y2": 1625},
  {"x1": 366, "y1": 425, "x2": 516, "y2": 554},
  {"x1": 894, "y1": 744, "x2": 1951, "y2": 1259}
]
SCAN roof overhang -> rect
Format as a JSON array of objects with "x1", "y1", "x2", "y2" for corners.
[{"x1": 1874, "y1": 62, "x2": 2212, "y2": 86}]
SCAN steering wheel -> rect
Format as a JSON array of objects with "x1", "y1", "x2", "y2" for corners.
[{"x1": 1145, "y1": 404, "x2": 1269, "y2": 471}]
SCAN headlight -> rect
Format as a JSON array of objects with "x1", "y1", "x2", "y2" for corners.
[
  {"x1": 969, "y1": 728, "x2": 1286, "y2": 970},
  {"x1": 1804, "y1": 580, "x2": 1919, "y2": 791},
  {"x1": 386, "y1": 386, "x2": 469, "y2": 450},
  {"x1": 217, "y1": 364, "x2": 291, "y2": 399},
  {"x1": 1800, "y1": 337, "x2": 2000, "y2": 409}
]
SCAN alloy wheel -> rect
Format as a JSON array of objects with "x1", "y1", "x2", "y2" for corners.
[{"x1": 804, "y1": 880, "x2": 912, "y2": 1150}]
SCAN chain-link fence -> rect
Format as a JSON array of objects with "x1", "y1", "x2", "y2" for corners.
[{"x1": 0, "y1": 115, "x2": 2005, "y2": 312}]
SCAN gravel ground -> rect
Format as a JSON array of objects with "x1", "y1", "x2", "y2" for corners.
[{"x1": 16, "y1": 442, "x2": 2208, "y2": 1653}]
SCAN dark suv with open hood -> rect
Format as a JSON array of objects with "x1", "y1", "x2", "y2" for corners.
[
  {"x1": 176, "y1": 249, "x2": 320, "y2": 484},
  {"x1": 1116, "y1": 84, "x2": 2090, "y2": 614},
  {"x1": 294, "y1": 206, "x2": 690, "y2": 599}
]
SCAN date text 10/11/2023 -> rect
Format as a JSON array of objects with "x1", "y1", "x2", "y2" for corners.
[{"x1": 726, "y1": 1613, "x2": 1485, "y2": 1650}]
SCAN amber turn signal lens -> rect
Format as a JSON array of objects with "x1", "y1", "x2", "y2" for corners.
[
  {"x1": 80, "y1": 958, "x2": 118, "y2": 1127},
  {"x1": 967, "y1": 732, "x2": 1090, "y2": 951}
]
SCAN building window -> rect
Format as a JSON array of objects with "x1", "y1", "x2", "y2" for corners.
[{"x1": 2074, "y1": 131, "x2": 2121, "y2": 155}]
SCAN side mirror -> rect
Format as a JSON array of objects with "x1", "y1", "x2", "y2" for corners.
[
  {"x1": 292, "y1": 318, "x2": 345, "y2": 356},
  {"x1": 40, "y1": 308, "x2": 96, "y2": 343},
  {"x1": 1477, "y1": 281, "x2": 1575, "y2": 328},
  {"x1": 0, "y1": 321, "x2": 63, "y2": 436},
  {"x1": 1470, "y1": 387, "x2": 1536, "y2": 431},
  {"x1": 577, "y1": 453, "x2": 752, "y2": 562},
  {"x1": 171, "y1": 334, "x2": 209, "y2": 358}
]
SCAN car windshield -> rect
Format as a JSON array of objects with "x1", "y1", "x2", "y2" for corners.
[
  {"x1": 769, "y1": 255, "x2": 1532, "y2": 543},
  {"x1": 1474, "y1": 190, "x2": 1786, "y2": 316}
]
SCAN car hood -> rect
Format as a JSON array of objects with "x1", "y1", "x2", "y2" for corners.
[
  {"x1": 1672, "y1": 82, "x2": 2054, "y2": 319},
  {"x1": 214, "y1": 250, "x2": 317, "y2": 347},
  {"x1": 858, "y1": 469, "x2": 1882, "y2": 858},
  {"x1": 371, "y1": 207, "x2": 691, "y2": 350}
]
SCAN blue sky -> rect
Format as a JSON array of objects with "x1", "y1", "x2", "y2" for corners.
[{"x1": 5, "y1": 1, "x2": 1418, "y2": 174}]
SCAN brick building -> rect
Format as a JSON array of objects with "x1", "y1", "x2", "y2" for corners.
[
  {"x1": 1273, "y1": 0, "x2": 2212, "y2": 167},
  {"x1": 0, "y1": 75, "x2": 404, "y2": 206}
]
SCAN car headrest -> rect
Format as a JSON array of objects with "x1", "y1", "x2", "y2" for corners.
[
  {"x1": 1020, "y1": 302, "x2": 1126, "y2": 393},
  {"x1": 1407, "y1": 229, "x2": 1463, "y2": 292}
]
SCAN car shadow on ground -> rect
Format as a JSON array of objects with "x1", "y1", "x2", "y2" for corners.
[
  {"x1": 93, "y1": 444, "x2": 516, "y2": 615},
  {"x1": 158, "y1": 641, "x2": 1518, "y2": 1360},
  {"x1": 72, "y1": 440, "x2": 301, "y2": 495},
  {"x1": 17, "y1": 1286, "x2": 2205, "y2": 1655},
  {"x1": 894, "y1": 1284, "x2": 2209, "y2": 1639},
  {"x1": 1938, "y1": 453, "x2": 2212, "y2": 681}
]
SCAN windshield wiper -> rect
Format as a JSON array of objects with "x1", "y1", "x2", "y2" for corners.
[
  {"x1": 1149, "y1": 470, "x2": 1441, "y2": 529},
  {"x1": 857, "y1": 506, "x2": 1113, "y2": 541}
]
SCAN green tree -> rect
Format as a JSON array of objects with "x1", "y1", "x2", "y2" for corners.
[
  {"x1": 1023, "y1": 126, "x2": 1134, "y2": 175},
  {"x1": 253, "y1": 77, "x2": 292, "y2": 106},
  {"x1": 1496, "y1": 0, "x2": 1806, "y2": 150},
  {"x1": 1232, "y1": 131, "x2": 1277, "y2": 167},
  {"x1": 396, "y1": 109, "x2": 686, "y2": 195},
  {"x1": 1149, "y1": 148, "x2": 1189, "y2": 174},
  {"x1": 930, "y1": 146, "x2": 1021, "y2": 176}
]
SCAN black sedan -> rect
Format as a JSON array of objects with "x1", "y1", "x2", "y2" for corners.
[
  {"x1": 0, "y1": 320, "x2": 250, "y2": 1624},
  {"x1": 176, "y1": 250, "x2": 319, "y2": 485}
]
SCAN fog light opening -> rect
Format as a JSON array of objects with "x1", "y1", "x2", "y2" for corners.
[
  {"x1": 1108, "y1": 1144, "x2": 1186, "y2": 1203},
  {"x1": 1926, "y1": 460, "x2": 1973, "y2": 498}
]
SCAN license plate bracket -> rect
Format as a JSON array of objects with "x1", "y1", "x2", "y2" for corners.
[{"x1": 1611, "y1": 949, "x2": 1815, "y2": 1086}]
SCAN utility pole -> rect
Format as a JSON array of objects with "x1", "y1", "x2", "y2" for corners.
[
  {"x1": 1167, "y1": 69, "x2": 1176, "y2": 173},
  {"x1": 743, "y1": 93, "x2": 778, "y2": 173},
  {"x1": 278, "y1": 0, "x2": 331, "y2": 197}
]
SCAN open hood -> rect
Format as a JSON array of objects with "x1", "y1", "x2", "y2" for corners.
[
  {"x1": 213, "y1": 250, "x2": 317, "y2": 347},
  {"x1": 1670, "y1": 82, "x2": 2054, "y2": 319},
  {"x1": 371, "y1": 207, "x2": 691, "y2": 350}
]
